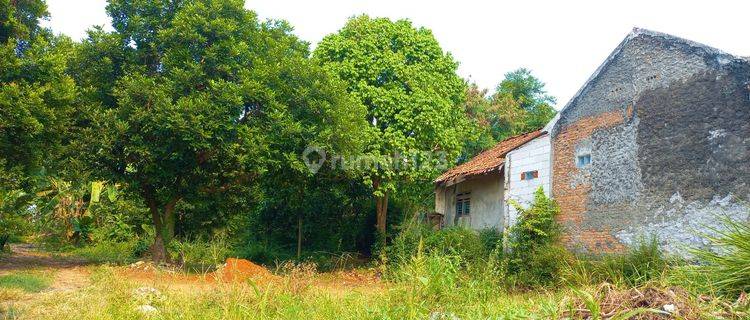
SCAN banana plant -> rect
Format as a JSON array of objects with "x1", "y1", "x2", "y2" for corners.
[{"x1": 36, "y1": 178, "x2": 117, "y2": 243}]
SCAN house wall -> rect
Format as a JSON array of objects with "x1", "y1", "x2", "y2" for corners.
[
  {"x1": 504, "y1": 134, "x2": 552, "y2": 230},
  {"x1": 551, "y1": 31, "x2": 750, "y2": 255},
  {"x1": 438, "y1": 173, "x2": 504, "y2": 230}
]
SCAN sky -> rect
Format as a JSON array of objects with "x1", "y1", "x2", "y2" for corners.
[{"x1": 42, "y1": 0, "x2": 750, "y2": 109}]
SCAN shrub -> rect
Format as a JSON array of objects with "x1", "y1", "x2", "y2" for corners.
[
  {"x1": 506, "y1": 187, "x2": 567, "y2": 287},
  {"x1": 478, "y1": 227, "x2": 503, "y2": 252},
  {"x1": 692, "y1": 216, "x2": 750, "y2": 297},
  {"x1": 507, "y1": 187, "x2": 561, "y2": 254},
  {"x1": 387, "y1": 223, "x2": 490, "y2": 269},
  {"x1": 237, "y1": 240, "x2": 294, "y2": 265},
  {"x1": 70, "y1": 239, "x2": 139, "y2": 264},
  {"x1": 390, "y1": 240, "x2": 463, "y2": 304}
]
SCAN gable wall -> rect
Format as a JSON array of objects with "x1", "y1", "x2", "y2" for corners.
[
  {"x1": 551, "y1": 33, "x2": 750, "y2": 255},
  {"x1": 504, "y1": 134, "x2": 551, "y2": 229}
]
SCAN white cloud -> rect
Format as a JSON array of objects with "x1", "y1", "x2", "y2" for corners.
[{"x1": 43, "y1": 0, "x2": 750, "y2": 109}]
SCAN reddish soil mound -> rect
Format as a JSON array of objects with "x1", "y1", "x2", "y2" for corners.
[{"x1": 220, "y1": 258, "x2": 273, "y2": 282}]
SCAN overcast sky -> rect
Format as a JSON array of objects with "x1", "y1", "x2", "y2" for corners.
[{"x1": 42, "y1": 0, "x2": 750, "y2": 109}]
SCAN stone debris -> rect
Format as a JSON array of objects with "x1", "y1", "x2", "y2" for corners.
[{"x1": 135, "y1": 304, "x2": 158, "y2": 314}]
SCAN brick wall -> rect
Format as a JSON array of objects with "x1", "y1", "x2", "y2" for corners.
[{"x1": 552, "y1": 109, "x2": 628, "y2": 253}]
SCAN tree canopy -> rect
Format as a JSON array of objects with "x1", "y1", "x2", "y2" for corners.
[
  {"x1": 0, "y1": 1, "x2": 558, "y2": 262},
  {"x1": 72, "y1": 0, "x2": 366, "y2": 261},
  {"x1": 462, "y1": 68, "x2": 557, "y2": 159},
  {"x1": 314, "y1": 15, "x2": 471, "y2": 237},
  {"x1": 0, "y1": 0, "x2": 76, "y2": 190}
]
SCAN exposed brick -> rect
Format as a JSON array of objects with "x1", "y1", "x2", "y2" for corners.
[{"x1": 553, "y1": 109, "x2": 626, "y2": 252}]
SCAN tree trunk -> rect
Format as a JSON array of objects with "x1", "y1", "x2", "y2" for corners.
[
  {"x1": 0, "y1": 234, "x2": 8, "y2": 252},
  {"x1": 297, "y1": 217, "x2": 302, "y2": 260},
  {"x1": 151, "y1": 232, "x2": 168, "y2": 263},
  {"x1": 373, "y1": 179, "x2": 388, "y2": 236},
  {"x1": 144, "y1": 191, "x2": 178, "y2": 264}
]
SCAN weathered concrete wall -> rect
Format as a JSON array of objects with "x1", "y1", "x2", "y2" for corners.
[
  {"x1": 504, "y1": 134, "x2": 552, "y2": 229},
  {"x1": 551, "y1": 30, "x2": 750, "y2": 255},
  {"x1": 441, "y1": 173, "x2": 504, "y2": 230}
]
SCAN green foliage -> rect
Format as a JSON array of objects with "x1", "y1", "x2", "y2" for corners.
[
  {"x1": 387, "y1": 223, "x2": 491, "y2": 268},
  {"x1": 71, "y1": 0, "x2": 366, "y2": 261},
  {"x1": 462, "y1": 69, "x2": 557, "y2": 160},
  {"x1": 692, "y1": 216, "x2": 750, "y2": 297},
  {"x1": 315, "y1": 15, "x2": 471, "y2": 235},
  {"x1": 70, "y1": 239, "x2": 140, "y2": 264},
  {"x1": 0, "y1": 0, "x2": 49, "y2": 43},
  {"x1": 563, "y1": 237, "x2": 670, "y2": 288},
  {"x1": 0, "y1": 0, "x2": 77, "y2": 191},
  {"x1": 0, "y1": 189, "x2": 33, "y2": 249},
  {"x1": 506, "y1": 187, "x2": 567, "y2": 287},
  {"x1": 0, "y1": 272, "x2": 51, "y2": 293},
  {"x1": 390, "y1": 241, "x2": 463, "y2": 304},
  {"x1": 508, "y1": 187, "x2": 561, "y2": 253}
]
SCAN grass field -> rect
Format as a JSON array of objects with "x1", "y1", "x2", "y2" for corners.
[{"x1": 0, "y1": 245, "x2": 748, "y2": 320}]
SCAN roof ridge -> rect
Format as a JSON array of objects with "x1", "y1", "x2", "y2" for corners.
[{"x1": 551, "y1": 27, "x2": 745, "y2": 135}]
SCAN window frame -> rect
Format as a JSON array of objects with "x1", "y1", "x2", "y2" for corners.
[
  {"x1": 520, "y1": 170, "x2": 539, "y2": 181},
  {"x1": 455, "y1": 192, "x2": 471, "y2": 219},
  {"x1": 577, "y1": 154, "x2": 592, "y2": 168}
]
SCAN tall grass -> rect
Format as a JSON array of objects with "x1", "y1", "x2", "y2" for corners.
[
  {"x1": 170, "y1": 235, "x2": 231, "y2": 272},
  {"x1": 10, "y1": 265, "x2": 560, "y2": 319},
  {"x1": 563, "y1": 237, "x2": 670, "y2": 287},
  {"x1": 691, "y1": 216, "x2": 750, "y2": 297}
]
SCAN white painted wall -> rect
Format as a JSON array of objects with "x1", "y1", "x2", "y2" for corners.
[
  {"x1": 437, "y1": 173, "x2": 504, "y2": 230},
  {"x1": 504, "y1": 134, "x2": 552, "y2": 229}
]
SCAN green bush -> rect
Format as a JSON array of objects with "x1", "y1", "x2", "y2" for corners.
[
  {"x1": 389, "y1": 239, "x2": 463, "y2": 303},
  {"x1": 692, "y1": 216, "x2": 750, "y2": 297},
  {"x1": 506, "y1": 187, "x2": 567, "y2": 287},
  {"x1": 70, "y1": 240, "x2": 139, "y2": 264},
  {"x1": 478, "y1": 227, "x2": 503, "y2": 252},
  {"x1": 236, "y1": 239, "x2": 295, "y2": 265},
  {"x1": 387, "y1": 223, "x2": 490, "y2": 269}
]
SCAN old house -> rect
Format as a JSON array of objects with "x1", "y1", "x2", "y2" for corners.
[
  {"x1": 435, "y1": 28, "x2": 749, "y2": 255},
  {"x1": 433, "y1": 129, "x2": 551, "y2": 232}
]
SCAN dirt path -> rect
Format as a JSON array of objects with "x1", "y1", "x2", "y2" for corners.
[
  {"x1": 0, "y1": 243, "x2": 91, "y2": 291},
  {"x1": 0, "y1": 244, "x2": 382, "y2": 295}
]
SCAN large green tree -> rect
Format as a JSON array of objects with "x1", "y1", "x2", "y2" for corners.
[
  {"x1": 74, "y1": 0, "x2": 365, "y2": 261},
  {"x1": 0, "y1": 0, "x2": 76, "y2": 190},
  {"x1": 314, "y1": 16, "x2": 470, "y2": 237}
]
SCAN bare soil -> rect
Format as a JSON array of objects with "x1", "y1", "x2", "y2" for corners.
[{"x1": 0, "y1": 243, "x2": 381, "y2": 295}]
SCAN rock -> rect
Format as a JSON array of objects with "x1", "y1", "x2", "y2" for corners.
[
  {"x1": 136, "y1": 304, "x2": 158, "y2": 314},
  {"x1": 663, "y1": 304, "x2": 676, "y2": 313}
]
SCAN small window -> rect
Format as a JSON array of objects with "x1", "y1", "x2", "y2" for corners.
[
  {"x1": 520, "y1": 170, "x2": 539, "y2": 180},
  {"x1": 577, "y1": 154, "x2": 591, "y2": 167},
  {"x1": 455, "y1": 193, "x2": 471, "y2": 218}
]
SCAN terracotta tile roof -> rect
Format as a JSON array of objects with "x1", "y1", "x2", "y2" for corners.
[{"x1": 435, "y1": 130, "x2": 544, "y2": 186}]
